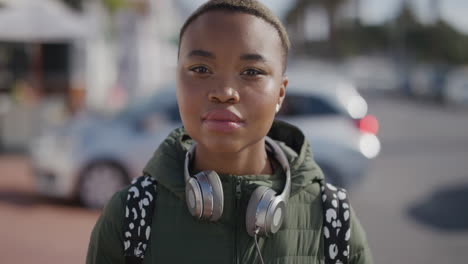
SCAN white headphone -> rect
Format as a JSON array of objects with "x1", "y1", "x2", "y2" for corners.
[{"x1": 184, "y1": 136, "x2": 291, "y2": 237}]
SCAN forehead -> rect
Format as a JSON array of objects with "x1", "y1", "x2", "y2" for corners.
[{"x1": 179, "y1": 11, "x2": 283, "y2": 61}]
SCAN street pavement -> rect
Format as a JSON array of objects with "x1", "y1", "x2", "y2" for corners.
[
  {"x1": 0, "y1": 156, "x2": 99, "y2": 264},
  {"x1": 0, "y1": 93, "x2": 467, "y2": 263}
]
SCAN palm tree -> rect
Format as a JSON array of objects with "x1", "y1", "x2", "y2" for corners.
[{"x1": 321, "y1": 0, "x2": 345, "y2": 50}]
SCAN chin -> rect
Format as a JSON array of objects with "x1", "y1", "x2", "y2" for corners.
[
  {"x1": 197, "y1": 137, "x2": 246, "y2": 154},
  {"x1": 185, "y1": 124, "x2": 267, "y2": 154}
]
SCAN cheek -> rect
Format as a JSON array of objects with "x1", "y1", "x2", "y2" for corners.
[
  {"x1": 245, "y1": 79, "x2": 279, "y2": 114},
  {"x1": 177, "y1": 70, "x2": 209, "y2": 99},
  {"x1": 177, "y1": 75, "x2": 203, "y2": 124}
]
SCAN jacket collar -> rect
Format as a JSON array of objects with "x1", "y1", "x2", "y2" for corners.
[{"x1": 143, "y1": 120, "x2": 324, "y2": 199}]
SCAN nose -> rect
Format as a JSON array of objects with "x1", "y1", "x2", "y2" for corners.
[{"x1": 208, "y1": 83, "x2": 240, "y2": 104}]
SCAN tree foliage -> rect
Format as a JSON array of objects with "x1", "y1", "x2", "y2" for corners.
[
  {"x1": 285, "y1": 0, "x2": 347, "y2": 57},
  {"x1": 60, "y1": 0, "x2": 127, "y2": 13},
  {"x1": 102, "y1": 0, "x2": 128, "y2": 14},
  {"x1": 61, "y1": 0, "x2": 83, "y2": 11},
  {"x1": 286, "y1": 0, "x2": 468, "y2": 64}
]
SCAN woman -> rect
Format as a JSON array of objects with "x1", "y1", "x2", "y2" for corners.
[{"x1": 86, "y1": 1, "x2": 373, "y2": 263}]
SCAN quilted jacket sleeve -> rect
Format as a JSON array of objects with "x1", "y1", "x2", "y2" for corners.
[{"x1": 86, "y1": 190, "x2": 127, "y2": 264}]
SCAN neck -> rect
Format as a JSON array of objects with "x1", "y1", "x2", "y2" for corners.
[{"x1": 194, "y1": 139, "x2": 273, "y2": 175}]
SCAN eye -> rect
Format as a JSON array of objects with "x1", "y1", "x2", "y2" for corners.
[
  {"x1": 242, "y1": 68, "x2": 263, "y2": 76},
  {"x1": 190, "y1": 65, "x2": 211, "y2": 74}
]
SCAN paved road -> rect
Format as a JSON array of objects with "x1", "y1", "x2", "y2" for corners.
[
  {"x1": 0, "y1": 156, "x2": 99, "y2": 264},
  {"x1": 0, "y1": 94, "x2": 467, "y2": 263}
]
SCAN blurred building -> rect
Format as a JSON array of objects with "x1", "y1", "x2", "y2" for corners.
[
  {"x1": 0, "y1": 0, "x2": 182, "y2": 151},
  {"x1": 83, "y1": 0, "x2": 181, "y2": 111}
]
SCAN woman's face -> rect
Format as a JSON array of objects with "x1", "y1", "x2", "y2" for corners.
[{"x1": 177, "y1": 11, "x2": 287, "y2": 153}]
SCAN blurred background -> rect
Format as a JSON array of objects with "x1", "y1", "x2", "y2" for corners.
[{"x1": 0, "y1": 0, "x2": 467, "y2": 263}]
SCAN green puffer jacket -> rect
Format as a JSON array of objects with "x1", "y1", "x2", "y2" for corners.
[{"x1": 86, "y1": 121, "x2": 373, "y2": 264}]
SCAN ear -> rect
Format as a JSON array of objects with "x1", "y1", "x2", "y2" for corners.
[{"x1": 278, "y1": 75, "x2": 288, "y2": 108}]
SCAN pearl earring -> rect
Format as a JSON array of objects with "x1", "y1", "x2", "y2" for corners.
[{"x1": 275, "y1": 104, "x2": 280, "y2": 113}]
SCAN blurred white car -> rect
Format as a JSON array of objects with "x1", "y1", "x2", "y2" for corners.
[
  {"x1": 279, "y1": 73, "x2": 380, "y2": 187},
  {"x1": 341, "y1": 56, "x2": 402, "y2": 92},
  {"x1": 31, "y1": 79, "x2": 380, "y2": 208}
]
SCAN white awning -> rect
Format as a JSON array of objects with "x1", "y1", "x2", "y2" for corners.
[{"x1": 0, "y1": 0, "x2": 89, "y2": 42}]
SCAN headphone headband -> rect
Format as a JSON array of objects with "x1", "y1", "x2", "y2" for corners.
[
  {"x1": 184, "y1": 143, "x2": 195, "y2": 183},
  {"x1": 264, "y1": 136, "x2": 291, "y2": 203},
  {"x1": 185, "y1": 137, "x2": 290, "y2": 185},
  {"x1": 184, "y1": 136, "x2": 291, "y2": 236}
]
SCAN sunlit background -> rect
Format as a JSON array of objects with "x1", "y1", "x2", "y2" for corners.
[{"x1": 1, "y1": 0, "x2": 467, "y2": 263}]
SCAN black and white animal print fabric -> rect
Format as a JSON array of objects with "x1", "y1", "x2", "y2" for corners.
[
  {"x1": 321, "y1": 182, "x2": 351, "y2": 264},
  {"x1": 123, "y1": 175, "x2": 157, "y2": 264}
]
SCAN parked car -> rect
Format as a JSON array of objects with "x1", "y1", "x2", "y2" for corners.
[
  {"x1": 408, "y1": 63, "x2": 450, "y2": 102},
  {"x1": 278, "y1": 75, "x2": 380, "y2": 187},
  {"x1": 30, "y1": 89, "x2": 180, "y2": 209},
  {"x1": 30, "y1": 78, "x2": 380, "y2": 209},
  {"x1": 341, "y1": 56, "x2": 402, "y2": 93},
  {"x1": 443, "y1": 66, "x2": 468, "y2": 107}
]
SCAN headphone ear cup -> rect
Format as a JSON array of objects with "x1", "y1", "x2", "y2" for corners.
[
  {"x1": 246, "y1": 186, "x2": 276, "y2": 237},
  {"x1": 264, "y1": 196, "x2": 287, "y2": 235},
  {"x1": 185, "y1": 177, "x2": 204, "y2": 219},
  {"x1": 204, "y1": 170, "x2": 224, "y2": 221},
  {"x1": 194, "y1": 172, "x2": 213, "y2": 220}
]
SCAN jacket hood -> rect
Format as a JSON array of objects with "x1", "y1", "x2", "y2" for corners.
[{"x1": 143, "y1": 120, "x2": 324, "y2": 199}]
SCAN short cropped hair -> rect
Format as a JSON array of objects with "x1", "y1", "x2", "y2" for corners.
[{"x1": 179, "y1": 0, "x2": 290, "y2": 72}]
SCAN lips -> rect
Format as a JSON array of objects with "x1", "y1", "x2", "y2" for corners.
[
  {"x1": 202, "y1": 109, "x2": 243, "y2": 122},
  {"x1": 202, "y1": 109, "x2": 245, "y2": 132}
]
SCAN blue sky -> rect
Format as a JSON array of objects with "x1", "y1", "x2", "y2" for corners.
[{"x1": 184, "y1": 0, "x2": 468, "y2": 34}]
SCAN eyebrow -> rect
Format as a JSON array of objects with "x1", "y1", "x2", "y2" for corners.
[
  {"x1": 240, "y1": 53, "x2": 267, "y2": 63},
  {"x1": 187, "y1": 49, "x2": 267, "y2": 63},
  {"x1": 187, "y1": 49, "x2": 215, "y2": 59}
]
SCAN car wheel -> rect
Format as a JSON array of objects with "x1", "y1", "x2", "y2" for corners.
[
  {"x1": 319, "y1": 163, "x2": 345, "y2": 188},
  {"x1": 79, "y1": 162, "x2": 130, "y2": 209}
]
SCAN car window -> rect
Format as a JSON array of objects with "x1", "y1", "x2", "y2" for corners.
[
  {"x1": 277, "y1": 94, "x2": 339, "y2": 117},
  {"x1": 115, "y1": 90, "x2": 180, "y2": 123},
  {"x1": 164, "y1": 103, "x2": 181, "y2": 123}
]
